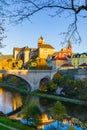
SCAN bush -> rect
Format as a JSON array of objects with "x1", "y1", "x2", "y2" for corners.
[{"x1": 68, "y1": 126, "x2": 75, "y2": 130}]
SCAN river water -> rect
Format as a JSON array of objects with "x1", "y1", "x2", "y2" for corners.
[
  {"x1": 0, "y1": 87, "x2": 87, "y2": 122},
  {"x1": 0, "y1": 87, "x2": 23, "y2": 114}
]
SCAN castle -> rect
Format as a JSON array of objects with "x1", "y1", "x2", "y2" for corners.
[
  {"x1": 13, "y1": 36, "x2": 87, "y2": 69},
  {"x1": 13, "y1": 36, "x2": 55, "y2": 64}
]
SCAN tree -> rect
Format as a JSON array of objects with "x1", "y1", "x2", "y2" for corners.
[
  {"x1": 50, "y1": 101, "x2": 67, "y2": 120},
  {"x1": 22, "y1": 101, "x2": 42, "y2": 127},
  {"x1": 68, "y1": 126, "x2": 75, "y2": 130},
  {"x1": 48, "y1": 80, "x2": 57, "y2": 92},
  {"x1": 36, "y1": 58, "x2": 48, "y2": 70},
  {"x1": 50, "y1": 101, "x2": 67, "y2": 129},
  {"x1": 4, "y1": 0, "x2": 87, "y2": 44},
  {"x1": 0, "y1": 0, "x2": 7, "y2": 48},
  {"x1": 53, "y1": 73, "x2": 64, "y2": 87},
  {"x1": 39, "y1": 82, "x2": 48, "y2": 93},
  {"x1": 0, "y1": 20, "x2": 6, "y2": 48}
]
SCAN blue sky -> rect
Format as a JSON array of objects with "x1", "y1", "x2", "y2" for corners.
[{"x1": 1, "y1": 10, "x2": 87, "y2": 55}]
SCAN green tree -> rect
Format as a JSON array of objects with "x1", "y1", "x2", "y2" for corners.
[
  {"x1": 39, "y1": 83, "x2": 48, "y2": 93},
  {"x1": 50, "y1": 101, "x2": 67, "y2": 120},
  {"x1": 50, "y1": 101, "x2": 67, "y2": 129},
  {"x1": 22, "y1": 102, "x2": 42, "y2": 126},
  {"x1": 48, "y1": 80, "x2": 57, "y2": 92},
  {"x1": 68, "y1": 126, "x2": 75, "y2": 130},
  {"x1": 53, "y1": 73, "x2": 64, "y2": 87}
]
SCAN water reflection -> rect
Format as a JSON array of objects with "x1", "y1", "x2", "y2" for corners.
[
  {"x1": 0, "y1": 87, "x2": 23, "y2": 114},
  {"x1": 0, "y1": 87, "x2": 87, "y2": 122},
  {"x1": 39, "y1": 97, "x2": 87, "y2": 122}
]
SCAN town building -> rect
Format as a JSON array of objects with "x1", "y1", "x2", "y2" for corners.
[
  {"x1": 52, "y1": 43, "x2": 72, "y2": 69},
  {"x1": 60, "y1": 63, "x2": 74, "y2": 70},
  {"x1": 13, "y1": 37, "x2": 87, "y2": 70},
  {"x1": 72, "y1": 53, "x2": 87, "y2": 68},
  {"x1": 56, "y1": 42, "x2": 72, "y2": 58}
]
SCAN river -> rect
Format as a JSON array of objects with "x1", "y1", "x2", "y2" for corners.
[
  {"x1": 0, "y1": 87, "x2": 87, "y2": 122},
  {"x1": 0, "y1": 87, "x2": 23, "y2": 114}
]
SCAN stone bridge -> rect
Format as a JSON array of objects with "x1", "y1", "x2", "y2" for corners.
[{"x1": 0, "y1": 69, "x2": 58, "y2": 91}]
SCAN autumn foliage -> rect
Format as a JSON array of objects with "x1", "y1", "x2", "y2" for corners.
[{"x1": 0, "y1": 55, "x2": 23, "y2": 70}]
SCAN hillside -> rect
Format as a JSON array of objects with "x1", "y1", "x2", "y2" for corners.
[{"x1": 0, "y1": 55, "x2": 13, "y2": 61}]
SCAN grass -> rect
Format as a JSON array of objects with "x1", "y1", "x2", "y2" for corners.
[
  {"x1": 0, "y1": 116, "x2": 36, "y2": 130},
  {"x1": 28, "y1": 91, "x2": 87, "y2": 106},
  {"x1": 0, "y1": 125, "x2": 11, "y2": 130}
]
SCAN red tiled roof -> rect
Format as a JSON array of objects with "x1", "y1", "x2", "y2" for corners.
[
  {"x1": 79, "y1": 63, "x2": 87, "y2": 66},
  {"x1": 61, "y1": 63, "x2": 73, "y2": 67},
  {"x1": 55, "y1": 57, "x2": 68, "y2": 60}
]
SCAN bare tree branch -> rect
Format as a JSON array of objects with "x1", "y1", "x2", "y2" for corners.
[
  {"x1": 0, "y1": 1, "x2": 7, "y2": 47},
  {"x1": 1, "y1": 0, "x2": 87, "y2": 45}
]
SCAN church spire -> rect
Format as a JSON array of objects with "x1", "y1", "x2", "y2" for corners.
[{"x1": 67, "y1": 40, "x2": 72, "y2": 52}]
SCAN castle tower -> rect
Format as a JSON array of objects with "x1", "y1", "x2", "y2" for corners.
[
  {"x1": 38, "y1": 36, "x2": 45, "y2": 48},
  {"x1": 13, "y1": 47, "x2": 30, "y2": 64},
  {"x1": 23, "y1": 46, "x2": 30, "y2": 64},
  {"x1": 13, "y1": 48, "x2": 21, "y2": 60}
]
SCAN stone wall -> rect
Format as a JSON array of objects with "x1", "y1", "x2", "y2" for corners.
[{"x1": 59, "y1": 68, "x2": 87, "y2": 80}]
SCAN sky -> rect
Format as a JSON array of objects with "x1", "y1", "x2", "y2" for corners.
[{"x1": 1, "y1": 10, "x2": 87, "y2": 55}]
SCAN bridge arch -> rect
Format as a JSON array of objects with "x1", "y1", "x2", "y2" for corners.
[
  {"x1": 4, "y1": 74, "x2": 31, "y2": 91},
  {"x1": 39, "y1": 76, "x2": 50, "y2": 89},
  {"x1": 0, "y1": 69, "x2": 58, "y2": 91}
]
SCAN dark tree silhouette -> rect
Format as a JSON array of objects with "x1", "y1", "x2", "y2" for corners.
[
  {"x1": 0, "y1": 20, "x2": 6, "y2": 47},
  {"x1": 0, "y1": 1, "x2": 7, "y2": 47},
  {"x1": 1, "y1": 0, "x2": 87, "y2": 44}
]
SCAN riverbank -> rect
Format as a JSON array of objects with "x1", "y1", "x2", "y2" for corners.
[
  {"x1": 28, "y1": 91, "x2": 87, "y2": 106},
  {"x1": 0, "y1": 82, "x2": 28, "y2": 96},
  {"x1": 0, "y1": 116, "x2": 35, "y2": 130},
  {"x1": 0, "y1": 83, "x2": 87, "y2": 106}
]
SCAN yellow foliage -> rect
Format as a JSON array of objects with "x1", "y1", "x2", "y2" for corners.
[
  {"x1": 0, "y1": 58, "x2": 23, "y2": 70},
  {"x1": 36, "y1": 58, "x2": 48, "y2": 70}
]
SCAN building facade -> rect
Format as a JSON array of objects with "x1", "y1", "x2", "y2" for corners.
[
  {"x1": 57, "y1": 43, "x2": 72, "y2": 58},
  {"x1": 52, "y1": 43, "x2": 72, "y2": 69},
  {"x1": 13, "y1": 46, "x2": 30, "y2": 64},
  {"x1": 13, "y1": 36, "x2": 55, "y2": 64},
  {"x1": 72, "y1": 53, "x2": 87, "y2": 68}
]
